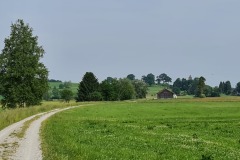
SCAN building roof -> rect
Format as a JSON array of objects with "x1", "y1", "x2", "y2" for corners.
[{"x1": 157, "y1": 89, "x2": 175, "y2": 94}]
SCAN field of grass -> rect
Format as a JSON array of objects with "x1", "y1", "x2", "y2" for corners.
[
  {"x1": 0, "y1": 101, "x2": 82, "y2": 131},
  {"x1": 49, "y1": 82, "x2": 79, "y2": 96},
  {"x1": 147, "y1": 85, "x2": 165, "y2": 98},
  {"x1": 41, "y1": 98, "x2": 240, "y2": 160}
]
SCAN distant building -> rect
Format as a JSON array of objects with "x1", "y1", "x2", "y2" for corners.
[
  {"x1": 157, "y1": 89, "x2": 176, "y2": 99},
  {"x1": 188, "y1": 75, "x2": 193, "y2": 81}
]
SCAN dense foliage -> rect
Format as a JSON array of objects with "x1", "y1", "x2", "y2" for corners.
[
  {"x1": 60, "y1": 89, "x2": 73, "y2": 103},
  {"x1": 172, "y1": 76, "x2": 222, "y2": 97},
  {"x1": 236, "y1": 82, "x2": 240, "y2": 95},
  {"x1": 196, "y1": 76, "x2": 206, "y2": 97},
  {"x1": 219, "y1": 81, "x2": 232, "y2": 95},
  {"x1": 0, "y1": 19, "x2": 48, "y2": 108},
  {"x1": 76, "y1": 72, "x2": 101, "y2": 102},
  {"x1": 75, "y1": 72, "x2": 148, "y2": 101},
  {"x1": 156, "y1": 73, "x2": 172, "y2": 84},
  {"x1": 142, "y1": 73, "x2": 155, "y2": 86}
]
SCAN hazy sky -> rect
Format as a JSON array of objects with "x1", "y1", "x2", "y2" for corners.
[{"x1": 0, "y1": 0, "x2": 239, "y2": 86}]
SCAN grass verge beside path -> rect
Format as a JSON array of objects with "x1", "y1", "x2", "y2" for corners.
[
  {"x1": 41, "y1": 99, "x2": 240, "y2": 160},
  {"x1": 0, "y1": 101, "x2": 85, "y2": 131}
]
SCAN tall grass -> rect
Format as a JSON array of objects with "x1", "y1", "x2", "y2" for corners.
[{"x1": 0, "y1": 101, "x2": 81, "y2": 131}]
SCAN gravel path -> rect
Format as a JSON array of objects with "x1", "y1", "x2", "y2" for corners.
[{"x1": 0, "y1": 106, "x2": 80, "y2": 160}]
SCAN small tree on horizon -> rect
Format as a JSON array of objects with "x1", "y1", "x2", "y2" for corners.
[
  {"x1": 127, "y1": 74, "x2": 135, "y2": 81},
  {"x1": 142, "y1": 73, "x2": 155, "y2": 86},
  {"x1": 156, "y1": 73, "x2": 172, "y2": 85}
]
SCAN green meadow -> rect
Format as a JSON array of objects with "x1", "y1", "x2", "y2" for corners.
[
  {"x1": 146, "y1": 85, "x2": 165, "y2": 98},
  {"x1": 41, "y1": 98, "x2": 240, "y2": 160},
  {"x1": 49, "y1": 82, "x2": 79, "y2": 96}
]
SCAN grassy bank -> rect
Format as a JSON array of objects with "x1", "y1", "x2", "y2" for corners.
[
  {"x1": 0, "y1": 101, "x2": 82, "y2": 131},
  {"x1": 49, "y1": 82, "x2": 79, "y2": 96},
  {"x1": 41, "y1": 98, "x2": 240, "y2": 159}
]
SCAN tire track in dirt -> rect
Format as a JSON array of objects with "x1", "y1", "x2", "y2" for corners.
[{"x1": 0, "y1": 106, "x2": 81, "y2": 160}]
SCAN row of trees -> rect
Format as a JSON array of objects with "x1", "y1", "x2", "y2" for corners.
[
  {"x1": 1, "y1": 19, "x2": 240, "y2": 108},
  {"x1": 172, "y1": 76, "x2": 240, "y2": 97},
  {"x1": 219, "y1": 81, "x2": 232, "y2": 95},
  {"x1": 76, "y1": 72, "x2": 148, "y2": 101},
  {"x1": 141, "y1": 73, "x2": 172, "y2": 86},
  {"x1": 172, "y1": 76, "x2": 214, "y2": 97}
]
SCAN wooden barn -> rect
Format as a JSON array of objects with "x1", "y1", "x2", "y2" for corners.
[{"x1": 157, "y1": 89, "x2": 176, "y2": 99}]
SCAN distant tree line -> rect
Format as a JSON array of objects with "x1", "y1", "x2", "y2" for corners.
[
  {"x1": 172, "y1": 76, "x2": 240, "y2": 97},
  {"x1": 219, "y1": 81, "x2": 232, "y2": 95},
  {"x1": 48, "y1": 79, "x2": 62, "y2": 83},
  {"x1": 127, "y1": 72, "x2": 239, "y2": 98},
  {"x1": 2, "y1": 19, "x2": 240, "y2": 108},
  {"x1": 76, "y1": 72, "x2": 148, "y2": 102},
  {"x1": 141, "y1": 73, "x2": 172, "y2": 86},
  {"x1": 75, "y1": 72, "x2": 240, "y2": 100}
]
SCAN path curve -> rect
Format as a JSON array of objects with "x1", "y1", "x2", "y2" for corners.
[{"x1": 0, "y1": 106, "x2": 80, "y2": 160}]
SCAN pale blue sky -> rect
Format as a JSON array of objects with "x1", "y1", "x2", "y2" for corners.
[{"x1": 0, "y1": 0, "x2": 239, "y2": 86}]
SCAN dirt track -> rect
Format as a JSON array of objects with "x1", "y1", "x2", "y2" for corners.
[{"x1": 0, "y1": 106, "x2": 79, "y2": 160}]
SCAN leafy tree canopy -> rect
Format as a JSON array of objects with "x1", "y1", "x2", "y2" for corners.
[
  {"x1": 132, "y1": 80, "x2": 148, "y2": 99},
  {"x1": 60, "y1": 89, "x2": 73, "y2": 103},
  {"x1": 236, "y1": 82, "x2": 240, "y2": 94},
  {"x1": 156, "y1": 73, "x2": 172, "y2": 84},
  {"x1": 0, "y1": 19, "x2": 48, "y2": 108},
  {"x1": 117, "y1": 78, "x2": 136, "y2": 100},
  {"x1": 127, "y1": 74, "x2": 135, "y2": 81},
  {"x1": 142, "y1": 73, "x2": 155, "y2": 86}
]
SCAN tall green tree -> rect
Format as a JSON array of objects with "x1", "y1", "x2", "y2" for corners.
[
  {"x1": 196, "y1": 76, "x2": 206, "y2": 97},
  {"x1": 116, "y1": 78, "x2": 136, "y2": 100},
  {"x1": 188, "y1": 77, "x2": 199, "y2": 95},
  {"x1": 173, "y1": 78, "x2": 182, "y2": 89},
  {"x1": 181, "y1": 78, "x2": 189, "y2": 91},
  {"x1": 219, "y1": 81, "x2": 224, "y2": 93},
  {"x1": 100, "y1": 79, "x2": 117, "y2": 101},
  {"x1": 224, "y1": 81, "x2": 232, "y2": 95},
  {"x1": 76, "y1": 72, "x2": 100, "y2": 101},
  {"x1": 132, "y1": 80, "x2": 148, "y2": 99},
  {"x1": 236, "y1": 82, "x2": 240, "y2": 95},
  {"x1": 0, "y1": 19, "x2": 48, "y2": 108}
]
